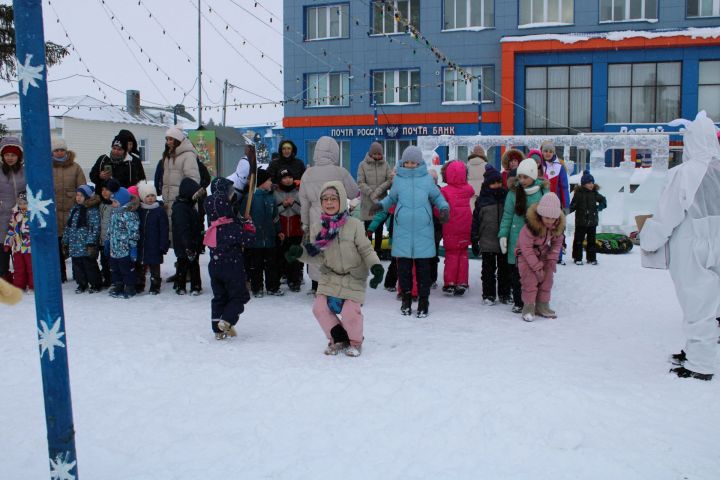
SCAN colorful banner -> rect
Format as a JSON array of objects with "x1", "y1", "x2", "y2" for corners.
[{"x1": 188, "y1": 130, "x2": 217, "y2": 177}]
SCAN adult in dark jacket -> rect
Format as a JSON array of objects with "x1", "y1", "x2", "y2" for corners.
[
  {"x1": 117, "y1": 129, "x2": 142, "y2": 162},
  {"x1": 89, "y1": 135, "x2": 146, "y2": 191},
  {"x1": 0, "y1": 136, "x2": 25, "y2": 283},
  {"x1": 136, "y1": 181, "x2": 169, "y2": 293},
  {"x1": 569, "y1": 171, "x2": 607, "y2": 265},
  {"x1": 267, "y1": 140, "x2": 305, "y2": 184},
  {"x1": 171, "y1": 177, "x2": 203, "y2": 294},
  {"x1": 204, "y1": 177, "x2": 256, "y2": 339}
]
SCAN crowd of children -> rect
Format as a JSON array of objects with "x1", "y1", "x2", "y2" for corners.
[{"x1": 2, "y1": 130, "x2": 609, "y2": 357}]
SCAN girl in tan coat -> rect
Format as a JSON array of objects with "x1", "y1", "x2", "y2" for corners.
[{"x1": 286, "y1": 181, "x2": 384, "y2": 357}]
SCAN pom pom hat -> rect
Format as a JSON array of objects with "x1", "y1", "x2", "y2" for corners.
[{"x1": 517, "y1": 158, "x2": 538, "y2": 180}]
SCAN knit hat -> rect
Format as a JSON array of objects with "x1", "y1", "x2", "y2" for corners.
[
  {"x1": 256, "y1": 168, "x2": 271, "y2": 186},
  {"x1": 279, "y1": 169, "x2": 292, "y2": 179},
  {"x1": 581, "y1": 170, "x2": 595, "y2": 185},
  {"x1": 540, "y1": 140, "x2": 556, "y2": 153},
  {"x1": 128, "y1": 185, "x2": 139, "y2": 197},
  {"x1": 517, "y1": 158, "x2": 538, "y2": 180},
  {"x1": 111, "y1": 135, "x2": 128, "y2": 152},
  {"x1": 111, "y1": 187, "x2": 131, "y2": 207},
  {"x1": 369, "y1": 142, "x2": 383, "y2": 156},
  {"x1": 527, "y1": 149, "x2": 543, "y2": 163},
  {"x1": 0, "y1": 136, "x2": 23, "y2": 161},
  {"x1": 76, "y1": 184, "x2": 95, "y2": 200},
  {"x1": 400, "y1": 145, "x2": 423, "y2": 165},
  {"x1": 104, "y1": 178, "x2": 121, "y2": 193},
  {"x1": 483, "y1": 165, "x2": 502, "y2": 185},
  {"x1": 137, "y1": 181, "x2": 157, "y2": 200},
  {"x1": 51, "y1": 137, "x2": 67, "y2": 151},
  {"x1": 537, "y1": 192, "x2": 562, "y2": 219},
  {"x1": 165, "y1": 125, "x2": 185, "y2": 142}
]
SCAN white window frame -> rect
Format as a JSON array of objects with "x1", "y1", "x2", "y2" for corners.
[
  {"x1": 307, "y1": 140, "x2": 352, "y2": 170},
  {"x1": 442, "y1": 0, "x2": 495, "y2": 30},
  {"x1": 383, "y1": 139, "x2": 417, "y2": 168},
  {"x1": 372, "y1": 69, "x2": 421, "y2": 105},
  {"x1": 599, "y1": 0, "x2": 658, "y2": 23},
  {"x1": 442, "y1": 65, "x2": 495, "y2": 104},
  {"x1": 371, "y1": 0, "x2": 420, "y2": 35},
  {"x1": 687, "y1": 0, "x2": 720, "y2": 17},
  {"x1": 306, "y1": 4, "x2": 349, "y2": 41},
  {"x1": 138, "y1": 138, "x2": 148, "y2": 163},
  {"x1": 519, "y1": 0, "x2": 574, "y2": 27},
  {"x1": 698, "y1": 60, "x2": 720, "y2": 121},
  {"x1": 305, "y1": 73, "x2": 350, "y2": 108}
]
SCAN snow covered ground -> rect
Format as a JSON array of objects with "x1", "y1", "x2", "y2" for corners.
[{"x1": 2, "y1": 249, "x2": 719, "y2": 479}]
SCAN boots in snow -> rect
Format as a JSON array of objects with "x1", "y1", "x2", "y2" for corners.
[
  {"x1": 453, "y1": 285, "x2": 467, "y2": 296},
  {"x1": 483, "y1": 297, "x2": 496, "y2": 306},
  {"x1": 345, "y1": 345, "x2": 362, "y2": 357},
  {"x1": 442, "y1": 285, "x2": 455, "y2": 295},
  {"x1": 123, "y1": 286, "x2": 136, "y2": 299},
  {"x1": 670, "y1": 366, "x2": 713, "y2": 381},
  {"x1": 670, "y1": 350, "x2": 686, "y2": 365},
  {"x1": 149, "y1": 279, "x2": 161, "y2": 295},
  {"x1": 416, "y1": 296, "x2": 429, "y2": 318},
  {"x1": 401, "y1": 292, "x2": 412, "y2": 316},
  {"x1": 218, "y1": 320, "x2": 237, "y2": 338},
  {"x1": 109, "y1": 284, "x2": 124, "y2": 298},
  {"x1": 511, "y1": 304, "x2": 523, "y2": 313},
  {"x1": 499, "y1": 295, "x2": 512, "y2": 305},
  {"x1": 521, "y1": 303, "x2": 535, "y2": 322},
  {"x1": 535, "y1": 302, "x2": 557, "y2": 318},
  {"x1": 324, "y1": 342, "x2": 349, "y2": 355}
]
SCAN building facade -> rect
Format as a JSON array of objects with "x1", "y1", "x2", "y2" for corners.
[{"x1": 282, "y1": 0, "x2": 720, "y2": 174}]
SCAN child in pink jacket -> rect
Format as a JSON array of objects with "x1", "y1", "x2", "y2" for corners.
[
  {"x1": 440, "y1": 160, "x2": 475, "y2": 296},
  {"x1": 515, "y1": 192, "x2": 565, "y2": 322}
]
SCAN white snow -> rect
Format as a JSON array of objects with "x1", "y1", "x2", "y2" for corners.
[
  {"x1": 502, "y1": 26, "x2": 720, "y2": 44},
  {"x1": 2, "y1": 251, "x2": 719, "y2": 479}
]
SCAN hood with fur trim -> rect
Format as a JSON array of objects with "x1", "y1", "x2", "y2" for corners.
[
  {"x1": 572, "y1": 183, "x2": 601, "y2": 194},
  {"x1": 501, "y1": 149, "x2": 524, "y2": 171},
  {"x1": 320, "y1": 180, "x2": 348, "y2": 213},
  {"x1": 525, "y1": 203, "x2": 566, "y2": 238}
]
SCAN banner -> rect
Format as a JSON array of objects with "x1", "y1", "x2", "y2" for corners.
[{"x1": 188, "y1": 130, "x2": 217, "y2": 177}]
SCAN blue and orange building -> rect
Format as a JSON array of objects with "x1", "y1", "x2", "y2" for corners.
[{"x1": 282, "y1": 0, "x2": 720, "y2": 173}]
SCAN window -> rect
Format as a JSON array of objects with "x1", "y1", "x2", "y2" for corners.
[
  {"x1": 699, "y1": 61, "x2": 720, "y2": 121},
  {"x1": 443, "y1": 66, "x2": 495, "y2": 103},
  {"x1": 372, "y1": 70, "x2": 420, "y2": 105},
  {"x1": 688, "y1": 0, "x2": 720, "y2": 17},
  {"x1": 383, "y1": 140, "x2": 416, "y2": 168},
  {"x1": 372, "y1": 0, "x2": 420, "y2": 35},
  {"x1": 138, "y1": 138, "x2": 147, "y2": 163},
  {"x1": 525, "y1": 65, "x2": 591, "y2": 134},
  {"x1": 519, "y1": 0, "x2": 573, "y2": 26},
  {"x1": 608, "y1": 62, "x2": 681, "y2": 123},
  {"x1": 306, "y1": 4, "x2": 349, "y2": 40},
  {"x1": 305, "y1": 73, "x2": 350, "y2": 107},
  {"x1": 307, "y1": 140, "x2": 352, "y2": 170},
  {"x1": 443, "y1": 0, "x2": 494, "y2": 29},
  {"x1": 599, "y1": 0, "x2": 657, "y2": 22}
]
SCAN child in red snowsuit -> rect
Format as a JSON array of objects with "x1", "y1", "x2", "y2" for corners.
[
  {"x1": 3, "y1": 192, "x2": 32, "y2": 291},
  {"x1": 440, "y1": 161, "x2": 475, "y2": 296}
]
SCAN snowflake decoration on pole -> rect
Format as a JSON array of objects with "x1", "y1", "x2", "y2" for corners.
[
  {"x1": 26, "y1": 185, "x2": 53, "y2": 229},
  {"x1": 49, "y1": 451, "x2": 76, "y2": 480},
  {"x1": 39, "y1": 315, "x2": 66, "y2": 362},
  {"x1": 15, "y1": 53, "x2": 44, "y2": 96}
]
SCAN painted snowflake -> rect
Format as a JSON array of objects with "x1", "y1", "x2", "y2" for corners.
[
  {"x1": 38, "y1": 315, "x2": 65, "y2": 362},
  {"x1": 26, "y1": 185, "x2": 54, "y2": 229},
  {"x1": 16, "y1": 53, "x2": 44, "y2": 96},
  {"x1": 49, "y1": 451, "x2": 76, "y2": 480}
]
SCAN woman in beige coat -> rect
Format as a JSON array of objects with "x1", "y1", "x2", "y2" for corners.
[
  {"x1": 287, "y1": 181, "x2": 384, "y2": 357},
  {"x1": 52, "y1": 137, "x2": 86, "y2": 282},
  {"x1": 357, "y1": 141, "x2": 392, "y2": 253},
  {"x1": 161, "y1": 127, "x2": 200, "y2": 233}
]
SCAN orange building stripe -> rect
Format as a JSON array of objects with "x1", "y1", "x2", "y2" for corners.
[
  {"x1": 501, "y1": 35, "x2": 720, "y2": 135},
  {"x1": 283, "y1": 111, "x2": 500, "y2": 128}
]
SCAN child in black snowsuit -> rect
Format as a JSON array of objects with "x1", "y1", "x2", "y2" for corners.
[
  {"x1": 569, "y1": 171, "x2": 607, "y2": 266},
  {"x1": 203, "y1": 177, "x2": 256, "y2": 339},
  {"x1": 471, "y1": 165, "x2": 511, "y2": 305},
  {"x1": 136, "y1": 181, "x2": 169, "y2": 294},
  {"x1": 171, "y1": 177, "x2": 203, "y2": 295},
  {"x1": 274, "y1": 169, "x2": 304, "y2": 292}
]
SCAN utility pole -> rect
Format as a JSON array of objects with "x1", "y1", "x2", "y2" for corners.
[
  {"x1": 197, "y1": 0, "x2": 203, "y2": 127},
  {"x1": 13, "y1": 1, "x2": 79, "y2": 478},
  {"x1": 477, "y1": 73, "x2": 483, "y2": 135},
  {"x1": 222, "y1": 79, "x2": 228, "y2": 126}
]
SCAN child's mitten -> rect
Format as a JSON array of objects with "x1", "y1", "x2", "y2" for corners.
[{"x1": 369, "y1": 264, "x2": 385, "y2": 289}]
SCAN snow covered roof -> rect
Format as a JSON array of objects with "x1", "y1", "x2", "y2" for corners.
[
  {"x1": 0, "y1": 92, "x2": 169, "y2": 127},
  {"x1": 501, "y1": 26, "x2": 720, "y2": 45}
]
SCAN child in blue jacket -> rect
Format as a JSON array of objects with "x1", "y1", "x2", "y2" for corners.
[
  {"x1": 377, "y1": 146, "x2": 449, "y2": 318},
  {"x1": 64, "y1": 185, "x2": 101, "y2": 294},
  {"x1": 107, "y1": 187, "x2": 140, "y2": 299}
]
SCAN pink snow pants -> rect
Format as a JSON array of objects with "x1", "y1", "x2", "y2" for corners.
[
  {"x1": 313, "y1": 294, "x2": 364, "y2": 347},
  {"x1": 517, "y1": 257, "x2": 555, "y2": 305},
  {"x1": 443, "y1": 247, "x2": 469, "y2": 286}
]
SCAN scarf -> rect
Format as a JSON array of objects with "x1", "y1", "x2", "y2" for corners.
[
  {"x1": 203, "y1": 216, "x2": 234, "y2": 248},
  {"x1": 278, "y1": 183, "x2": 296, "y2": 193},
  {"x1": 141, "y1": 202, "x2": 160, "y2": 210},
  {"x1": 304, "y1": 211, "x2": 348, "y2": 257},
  {"x1": 52, "y1": 155, "x2": 67, "y2": 163},
  {"x1": 67, "y1": 204, "x2": 88, "y2": 229}
]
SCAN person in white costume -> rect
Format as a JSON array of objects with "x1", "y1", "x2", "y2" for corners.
[{"x1": 641, "y1": 111, "x2": 720, "y2": 381}]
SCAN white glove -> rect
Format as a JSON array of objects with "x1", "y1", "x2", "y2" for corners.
[{"x1": 499, "y1": 237, "x2": 508, "y2": 255}]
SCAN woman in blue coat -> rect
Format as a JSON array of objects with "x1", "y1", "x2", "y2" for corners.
[{"x1": 378, "y1": 146, "x2": 449, "y2": 318}]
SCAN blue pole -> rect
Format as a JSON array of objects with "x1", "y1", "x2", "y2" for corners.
[
  {"x1": 477, "y1": 74, "x2": 483, "y2": 135},
  {"x1": 12, "y1": 1, "x2": 79, "y2": 478}
]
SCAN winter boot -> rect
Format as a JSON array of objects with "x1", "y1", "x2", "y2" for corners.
[
  {"x1": 400, "y1": 292, "x2": 412, "y2": 316},
  {"x1": 75, "y1": 285, "x2": 87, "y2": 294},
  {"x1": 670, "y1": 366, "x2": 713, "y2": 381},
  {"x1": 670, "y1": 350, "x2": 686, "y2": 365},
  {"x1": 442, "y1": 285, "x2": 456, "y2": 295},
  {"x1": 123, "y1": 286, "x2": 136, "y2": 299},
  {"x1": 252, "y1": 290, "x2": 264, "y2": 298},
  {"x1": 536, "y1": 302, "x2": 557, "y2": 318},
  {"x1": 109, "y1": 284, "x2": 124, "y2": 298},
  {"x1": 521, "y1": 303, "x2": 535, "y2": 322},
  {"x1": 511, "y1": 304, "x2": 523, "y2": 313},
  {"x1": 324, "y1": 342, "x2": 349, "y2": 355},
  {"x1": 345, "y1": 345, "x2": 362, "y2": 357},
  {"x1": 149, "y1": 278, "x2": 161, "y2": 295},
  {"x1": 416, "y1": 296, "x2": 429, "y2": 318},
  {"x1": 453, "y1": 285, "x2": 467, "y2": 296},
  {"x1": 574, "y1": 260, "x2": 583, "y2": 265},
  {"x1": 483, "y1": 297, "x2": 496, "y2": 306},
  {"x1": 218, "y1": 320, "x2": 237, "y2": 337},
  {"x1": 266, "y1": 289, "x2": 285, "y2": 296},
  {"x1": 499, "y1": 295, "x2": 512, "y2": 305}
]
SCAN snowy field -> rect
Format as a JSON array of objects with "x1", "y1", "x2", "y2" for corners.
[{"x1": 2, "y1": 249, "x2": 719, "y2": 479}]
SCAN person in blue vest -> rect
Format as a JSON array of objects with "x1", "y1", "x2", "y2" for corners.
[{"x1": 376, "y1": 146, "x2": 449, "y2": 318}]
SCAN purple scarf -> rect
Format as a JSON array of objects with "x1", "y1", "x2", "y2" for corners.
[{"x1": 304, "y1": 211, "x2": 348, "y2": 257}]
